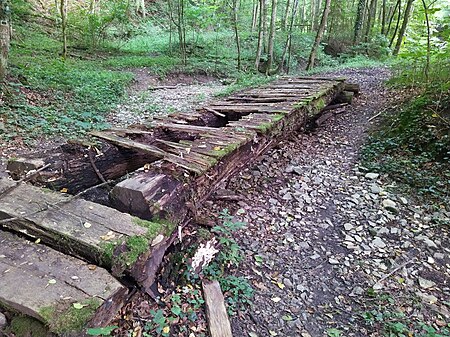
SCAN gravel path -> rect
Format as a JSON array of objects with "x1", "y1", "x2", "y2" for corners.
[
  {"x1": 202, "y1": 68, "x2": 450, "y2": 336},
  {"x1": 109, "y1": 72, "x2": 225, "y2": 127}
]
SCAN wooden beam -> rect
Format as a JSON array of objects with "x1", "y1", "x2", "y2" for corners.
[
  {"x1": 202, "y1": 280, "x2": 233, "y2": 337},
  {"x1": 0, "y1": 230, "x2": 126, "y2": 333},
  {"x1": 90, "y1": 131, "x2": 167, "y2": 158}
]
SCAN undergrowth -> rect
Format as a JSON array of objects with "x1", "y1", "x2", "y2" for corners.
[
  {"x1": 361, "y1": 60, "x2": 450, "y2": 205},
  {"x1": 110, "y1": 210, "x2": 253, "y2": 336}
]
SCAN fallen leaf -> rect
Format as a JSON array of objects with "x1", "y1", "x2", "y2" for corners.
[
  {"x1": 162, "y1": 326, "x2": 170, "y2": 334},
  {"x1": 88, "y1": 264, "x2": 97, "y2": 271},
  {"x1": 213, "y1": 146, "x2": 222, "y2": 151},
  {"x1": 48, "y1": 279, "x2": 57, "y2": 285},
  {"x1": 100, "y1": 231, "x2": 115, "y2": 241},
  {"x1": 282, "y1": 315, "x2": 293, "y2": 321},
  {"x1": 271, "y1": 297, "x2": 281, "y2": 303},
  {"x1": 60, "y1": 188, "x2": 68, "y2": 193},
  {"x1": 269, "y1": 330, "x2": 278, "y2": 336},
  {"x1": 151, "y1": 234, "x2": 165, "y2": 246},
  {"x1": 73, "y1": 302, "x2": 85, "y2": 310},
  {"x1": 277, "y1": 282, "x2": 285, "y2": 290},
  {"x1": 35, "y1": 238, "x2": 41, "y2": 244}
]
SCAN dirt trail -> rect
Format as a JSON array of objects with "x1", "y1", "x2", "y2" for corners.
[{"x1": 202, "y1": 67, "x2": 449, "y2": 336}]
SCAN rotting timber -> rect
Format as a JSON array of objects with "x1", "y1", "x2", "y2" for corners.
[{"x1": 2, "y1": 76, "x2": 356, "y2": 334}]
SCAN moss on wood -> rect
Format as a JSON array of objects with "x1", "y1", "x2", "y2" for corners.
[{"x1": 38, "y1": 298, "x2": 101, "y2": 335}]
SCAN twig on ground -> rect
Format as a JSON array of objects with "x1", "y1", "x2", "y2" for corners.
[
  {"x1": 88, "y1": 148, "x2": 107, "y2": 183},
  {"x1": 368, "y1": 112, "x2": 382, "y2": 122},
  {"x1": 373, "y1": 256, "x2": 417, "y2": 289},
  {"x1": 0, "y1": 163, "x2": 52, "y2": 197},
  {"x1": 0, "y1": 180, "x2": 112, "y2": 225}
]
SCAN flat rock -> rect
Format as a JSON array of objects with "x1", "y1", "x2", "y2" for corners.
[
  {"x1": 0, "y1": 231, "x2": 126, "y2": 333},
  {"x1": 418, "y1": 277, "x2": 436, "y2": 289},
  {"x1": 365, "y1": 172, "x2": 379, "y2": 180},
  {"x1": 382, "y1": 199, "x2": 398, "y2": 213},
  {"x1": 371, "y1": 237, "x2": 387, "y2": 248}
]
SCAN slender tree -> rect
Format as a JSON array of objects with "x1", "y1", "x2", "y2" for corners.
[
  {"x1": 266, "y1": 0, "x2": 277, "y2": 75},
  {"x1": 60, "y1": 0, "x2": 68, "y2": 58},
  {"x1": 255, "y1": 0, "x2": 265, "y2": 70},
  {"x1": 389, "y1": 0, "x2": 402, "y2": 47},
  {"x1": 393, "y1": 0, "x2": 414, "y2": 55},
  {"x1": 353, "y1": 0, "x2": 366, "y2": 44},
  {"x1": 307, "y1": 0, "x2": 332, "y2": 70},
  {"x1": 0, "y1": 0, "x2": 10, "y2": 80},
  {"x1": 231, "y1": 0, "x2": 242, "y2": 70}
]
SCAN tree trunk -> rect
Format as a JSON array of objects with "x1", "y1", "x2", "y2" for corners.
[
  {"x1": 255, "y1": 0, "x2": 265, "y2": 70},
  {"x1": 280, "y1": 0, "x2": 299, "y2": 74},
  {"x1": 0, "y1": 0, "x2": 10, "y2": 81},
  {"x1": 262, "y1": 0, "x2": 268, "y2": 53},
  {"x1": 251, "y1": 0, "x2": 259, "y2": 31},
  {"x1": 281, "y1": 0, "x2": 291, "y2": 31},
  {"x1": 306, "y1": 0, "x2": 331, "y2": 70},
  {"x1": 364, "y1": 0, "x2": 377, "y2": 42},
  {"x1": 60, "y1": 0, "x2": 67, "y2": 59},
  {"x1": 421, "y1": 0, "x2": 430, "y2": 82},
  {"x1": 136, "y1": 0, "x2": 146, "y2": 18},
  {"x1": 310, "y1": 0, "x2": 316, "y2": 32},
  {"x1": 266, "y1": 0, "x2": 277, "y2": 75},
  {"x1": 232, "y1": 0, "x2": 241, "y2": 70},
  {"x1": 381, "y1": 0, "x2": 387, "y2": 34},
  {"x1": 353, "y1": 0, "x2": 366, "y2": 44},
  {"x1": 393, "y1": 0, "x2": 414, "y2": 55},
  {"x1": 389, "y1": 0, "x2": 402, "y2": 48}
]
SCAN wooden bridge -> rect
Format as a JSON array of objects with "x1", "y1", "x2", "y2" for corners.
[{"x1": 0, "y1": 76, "x2": 356, "y2": 334}]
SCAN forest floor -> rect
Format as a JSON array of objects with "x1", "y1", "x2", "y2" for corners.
[
  {"x1": 1, "y1": 67, "x2": 448, "y2": 336},
  {"x1": 104, "y1": 67, "x2": 448, "y2": 337},
  {"x1": 198, "y1": 67, "x2": 449, "y2": 336}
]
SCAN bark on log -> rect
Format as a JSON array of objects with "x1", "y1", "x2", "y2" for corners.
[
  {"x1": 7, "y1": 143, "x2": 156, "y2": 194},
  {"x1": 343, "y1": 83, "x2": 360, "y2": 96}
]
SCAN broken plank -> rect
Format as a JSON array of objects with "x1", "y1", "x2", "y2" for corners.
[
  {"x1": 205, "y1": 105, "x2": 291, "y2": 114},
  {"x1": 6, "y1": 143, "x2": 156, "y2": 194},
  {"x1": 0, "y1": 178, "x2": 151, "y2": 272},
  {"x1": 0, "y1": 230, "x2": 126, "y2": 334},
  {"x1": 110, "y1": 172, "x2": 185, "y2": 222},
  {"x1": 202, "y1": 280, "x2": 233, "y2": 337},
  {"x1": 90, "y1": 131, "x2": 167, "y2": 158}
]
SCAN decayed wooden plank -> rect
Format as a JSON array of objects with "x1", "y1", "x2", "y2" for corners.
[
  {"x1": 110, "y1": 172, "x2": 185, "y2": 222},
  {"x1": 91, "y1": 131, "x2": 167, "y2": 158},
  {"x1": 6, "y1": 143, "x2": 156, "y2": 194},
  {"x1": 0, "y1": 230, "x2": 126, "y2": 334},
  {"x1": 202, "y1": 280, "x2": 233, "y2": 337},
  {"x1": 0, "y1": 178, "x2": 150, "y2": 270}
]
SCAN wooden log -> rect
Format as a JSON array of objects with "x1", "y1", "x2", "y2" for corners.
[
  {"x1": 6, "y1": 143, "x2": 156, "y2": 194},
  {"x1": 109, "y1": 172, "x2": 186, "y2": 223},
  {"x1": 333, "y1": 90, "x2": 354, "y2": 104},
  {"x1": 0, "y1": 230, "x2": 126, "y2": 334},
  {"x1": 0, "y1": 178, "x2": 153, "y2": 272},
  {"x1": 202, "y1": 280, "x2": 233, "y2": 337},
  {"x1": 90, "y1": 131, "x2": 167, "y2": 158},
  {"x1": 344, "y1": 83, "x2": 360, "y2": 96}
]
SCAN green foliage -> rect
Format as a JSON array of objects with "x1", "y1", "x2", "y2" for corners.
[
  {"x1": 343, "y1": 34, "x2": 391, "y2": 60},
  {"x1": 86, "y1": 325, "x2": 118, "y2": 336},
  {"x1": 9, "y1": 316, "x2": 49, "y2": 337},
  {"x1": 219, "y1": 275, "x2": 254, "y2": 315},
  {"x1": 38, "y1": 299, "x2": 101, "y2": 334},
  {"x1": 361, "y1": 88, "x2": 450, "y2": 202}
]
